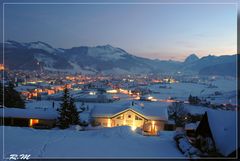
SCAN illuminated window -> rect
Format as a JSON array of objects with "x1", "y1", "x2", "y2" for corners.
[
  {"x1": 29, "y1": 119, "x2": 39, "y2": 127},
  {"x1": 107, "y1": 118, "x2": 111, "y2": 127}
]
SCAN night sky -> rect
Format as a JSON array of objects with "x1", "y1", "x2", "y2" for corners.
[{"x1": 1, "y1": 0, "x2": 237, "y2": 61}]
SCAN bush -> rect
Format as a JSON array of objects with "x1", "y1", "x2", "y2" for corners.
[
  {"x1": 80, "y1": 121, "x2": 89, "y2": 127},
  {"x1": 75, "y1": 125, "x2": 84, "y2": 131},
  {"x1": 168, "y1": 102, "x2": 189, "y2": 127}
]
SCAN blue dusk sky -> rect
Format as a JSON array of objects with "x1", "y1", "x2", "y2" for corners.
[{"x1": 1, "y1": 0, "x2": 237, "y2": 61}]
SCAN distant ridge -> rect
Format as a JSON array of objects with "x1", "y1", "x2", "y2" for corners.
[{"x1": 0, "y1": 40, "x2": 236, "y2": 77}]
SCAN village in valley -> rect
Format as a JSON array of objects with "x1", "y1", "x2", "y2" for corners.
[
  {"x1": 0, "y1": 65, "x2": 238, "y2": 159},
  {"x1": 0, "y1": 1, "x2": 238, "y2": 160}
]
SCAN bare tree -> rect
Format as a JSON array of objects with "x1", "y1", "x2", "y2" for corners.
[{"x1": 168, "y1": 102, "x2": 189, "y2": 127}]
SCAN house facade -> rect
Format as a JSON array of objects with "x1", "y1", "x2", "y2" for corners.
[{"x1": 91, "y1": 103, "x2": 168, "y2": 135}]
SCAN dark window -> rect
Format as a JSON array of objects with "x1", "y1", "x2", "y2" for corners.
[{"x1": 128, "y1": 115, "x2": 131, "y2": 118}]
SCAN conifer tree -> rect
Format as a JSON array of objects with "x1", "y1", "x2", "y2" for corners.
[
  {"x1": 0, "y1": 82, "x2": 25, "y2": 108},
  {"x1": 58, "y1": 86, "x2": 80, "y2": 129},
  {"x1": 58, "y1": 87, "x2": 70, "y2": 129},
  {"x1": 68, "y1": 97, "x2": 79, "y2": 125}
]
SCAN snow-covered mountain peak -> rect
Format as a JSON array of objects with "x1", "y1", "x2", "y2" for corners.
[
  {"x1": 4, "y1": 40, "x2": 25, "y2": 48},
  {"x1": 96, "y1": 44, "x2": 114, "y2": 49},
  {"x1": 26, "y1": 41, "x2": 56, "y2": 53},
  {"x1": 87, "y1": 45, "x2": 127, "y2": 61},
  {"x1": 4, "y1": 40, "x2": 57, "y2": 53}
]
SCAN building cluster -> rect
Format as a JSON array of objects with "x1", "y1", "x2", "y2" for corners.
[{"x1": 2, "y1": 70, "x2": 179, "y2": 102}]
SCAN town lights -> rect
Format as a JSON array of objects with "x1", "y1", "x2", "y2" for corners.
[
  {"x1": 151, "y1": 98, "x2": 157, "y2": 102},
  {"x1": 106, "y1": 89, "x2": 118, "y2": 94},
  {"x1": 148, "y1": 96, "x2": 153, "y2": 100},
  {"x1": 134, "y1": 96, "x2": 140, "y2": 100},
  {"x1": 89, "y1": 91, "x2": 96, "y2": 95}
]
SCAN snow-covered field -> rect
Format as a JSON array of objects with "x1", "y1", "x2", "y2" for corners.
[
  {"x1": 148, "y1": 77, "x2": 237, "y2": 105},
  {"x1": 0, "y1": 126, "x2": 184, "y2": 159}
]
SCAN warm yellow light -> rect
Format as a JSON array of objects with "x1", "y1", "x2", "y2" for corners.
[
  {"x1": 107, "y1": 118, "x2": 111, "y2": 127},
  {"x1": 89, "y1": 91, "x2": 96, "y2": 95},
  {"x1": 129, "y1": 90, "x2": 132, "y2": 95},
  {"x1": 151, "y1": 121, "x2": 156, "y2": 133},
  {"x1": 106, "y1": 89, "x2": 118, "y2": 94},
  {"x1": 151, "y1": 98, "x2": 157, "y2": 102},
  {"x1": 152, "y1": 121, "x2": 155, "y2": 125},
  {"x1": 148, "y1": 96, "x2": 153, "y2": 99},
  {"x1": 29, "y1": 119, "x2": 39, "y2": 127},
  {"x1": 131, "y1": 126, "x2": 137, "y2": 131},
  {"x1": 134, "y1": 96, "x2": 140, "y2": 100},
  {"x1": 0, "y1": 64, "x2": 4, "y2": 70}
]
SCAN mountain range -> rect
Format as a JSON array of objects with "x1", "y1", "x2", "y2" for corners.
[{"x1": 0, "y1": 40, "x2": 237, "y2": 76}]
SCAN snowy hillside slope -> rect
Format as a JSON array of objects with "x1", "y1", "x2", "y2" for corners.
[{"x1": 0, "y1": 126, "x2": 183, "y2": 158}]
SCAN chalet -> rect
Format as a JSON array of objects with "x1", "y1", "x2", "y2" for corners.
[
  {"x1": 195, "y1": 110, "x2": 238, "y2": 157},
  {"x1": 0, "y1": 107, "x2": 57, "y2": 128},
  {"x1": 90, "y1": 102, "x2": 168, "y2": 135}
]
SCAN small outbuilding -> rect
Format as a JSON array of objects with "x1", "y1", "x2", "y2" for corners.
[
  {"x1": 195, "y1": 110, "x2": 238, "y2": 157},
  {"x1": 0, "y1": 107, "x2": 57, "y2": 128}
]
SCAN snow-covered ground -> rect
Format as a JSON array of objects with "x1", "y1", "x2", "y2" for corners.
[
  {"x1": 2, "y1": 77, "x2": 235, "y2": 159},
  {"x1": 148, "y1": 77, "x2": 237, "y2": 105},
  {"x1": 0, "y1": 126, "x2": 184, "y2": 159}
]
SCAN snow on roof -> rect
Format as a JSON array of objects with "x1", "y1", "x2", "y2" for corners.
[
  {"x1": 129, "y1": 104, "x2": 168, "y2": 121},
  {"x1": 91, "y1": 102, "x2": 168, "y2": 121},
  {"x1": 0, "y1": 107, "x2": 58, "y2": 120},
  {"x1": 207, "y1": 110, "x2": 238, "y2": 156},
  {"x1": 15, "y1": 85, "x2": 36, "y2": 92},
  {"x1": 185, "y1": 122, "x2": 199, "y2": 130},
  {"x1": 90, "y1": 104, "x2": 126, "y2": 118}
]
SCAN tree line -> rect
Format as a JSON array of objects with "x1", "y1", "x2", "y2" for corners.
[{"x1": 0, "y1": 82, "x2": 25, "y2": 108}]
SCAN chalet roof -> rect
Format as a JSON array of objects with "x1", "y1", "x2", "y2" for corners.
[
  {"x1": 206, "y1": 110, "x2": 238, "y2": 156},
  {"x1": 0, "y1": 107, "x2": 58, "y2": 120},
  {"x1": 91, "y1": 102, "x2": 168, "y2": 121},
  {"x1": 15, "y1": 85, "x2": 36, "y2": 92}
]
